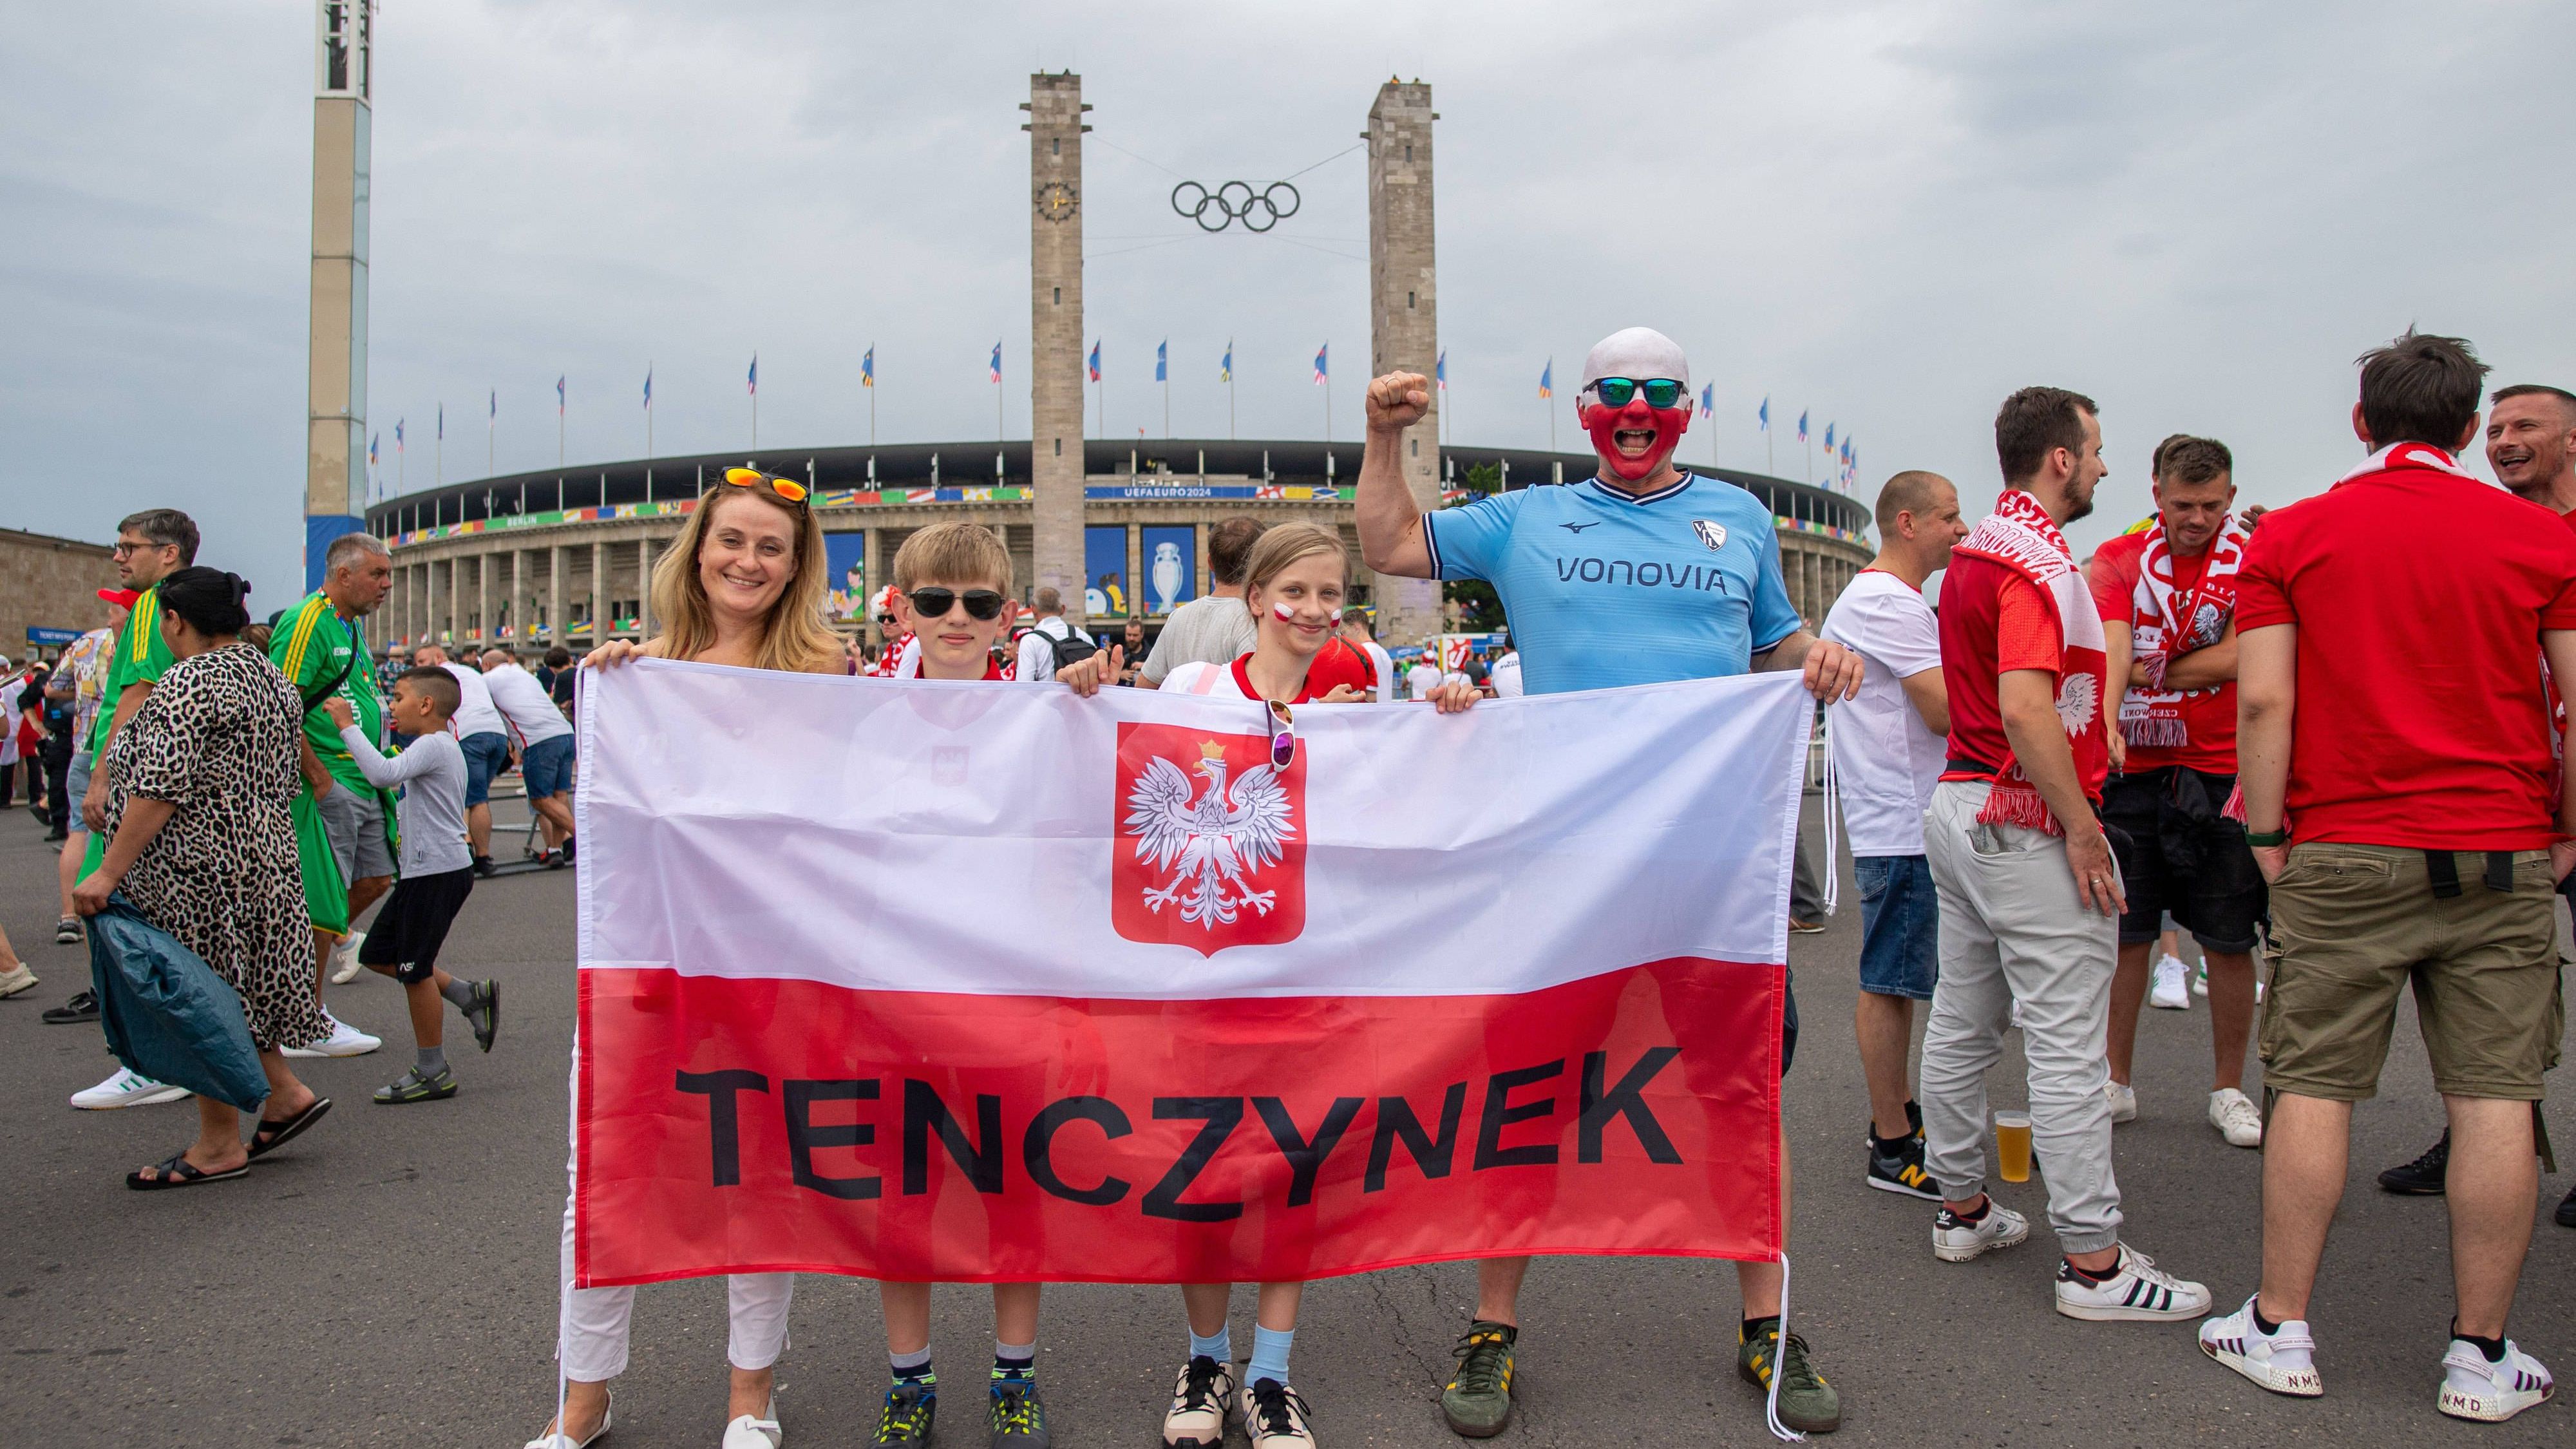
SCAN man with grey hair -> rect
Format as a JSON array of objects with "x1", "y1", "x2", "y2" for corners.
[
  {"x1": 1358, "y1": 327, "x2": 1862, "y2": 1437},
  {"x1": 270, "y1": 529, "x2": 394, "y2": 1056},
  {"x1": 1013, "y1": 585, "x2": 1094, "y2": 683}
]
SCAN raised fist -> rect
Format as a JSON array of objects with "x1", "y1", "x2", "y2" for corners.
[{"x1": 1366, "y1": 372, "x2": 1432, "y2": 432}]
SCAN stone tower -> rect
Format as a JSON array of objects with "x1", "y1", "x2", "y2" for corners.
[
  {"x1": 1024, "y1": 73, "x2": 1090, "y2": 623},
  {"x1": 307, "y1": 1, "x2": 373, "y2": 589},
  {"x1": 1366, "y1": 79, "x2": 1442, "y2": 646}
]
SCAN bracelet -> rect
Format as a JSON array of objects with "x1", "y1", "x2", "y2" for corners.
[{"x1": 2244, "y1": 828, "x2": 2289, "y2": 848}]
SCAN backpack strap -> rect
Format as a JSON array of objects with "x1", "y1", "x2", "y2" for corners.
[{"x1": 301, "y1": 643, "x2": 358, "y2": 716}]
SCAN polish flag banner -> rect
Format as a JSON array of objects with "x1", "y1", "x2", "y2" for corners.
[{"x1": 571, "y1": 661, "x2": 1808, "y2": 1287}]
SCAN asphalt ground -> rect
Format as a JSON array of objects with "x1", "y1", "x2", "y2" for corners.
[{"x1": 3, "y1": 793, "x2": 2568, "y2": 1448}]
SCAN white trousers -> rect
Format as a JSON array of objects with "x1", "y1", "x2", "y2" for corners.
[{"x1": 556, "y1": 1046, "x2": 794, "y2": 1383}]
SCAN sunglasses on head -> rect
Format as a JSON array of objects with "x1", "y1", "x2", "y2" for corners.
[
  {"x1": 1265, "y1": 699, "x2": 1296, "y2": 769},
  {"x1": 905, "y1": 587, "x2": 1007, "y2": 621},
  {"x1": 719, "y1": 466, "x2": 810, "y2": 505},
  {"x1": 1586, "y1": 377, "x2": 1685, "y2": 410}
]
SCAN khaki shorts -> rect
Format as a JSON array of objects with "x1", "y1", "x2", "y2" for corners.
[{"x1": 2260, "y1": 842, "x2": 2564, "y2": 1101}]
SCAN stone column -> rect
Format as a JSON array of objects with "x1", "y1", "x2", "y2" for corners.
[
  {"x1": 1025, "y1": 72, "x2": 1088, "y2": 627},
  {"x1": 424, "y1": 554, "x2": 442, "y2": 646},
  {"x1": 864, "y1": 527, "x2": 886, "y2": 641},
  {"x1": 474, "y1": 550, "x2": 490, "y2": 648},
  {"x1": 590, "y1": 540, "x2": 608, "y2": 650},
  {"x1": 1368, "y1": 79, "x2": 1442, "y2": 645},
  {"x1": 637, "y1": 536, "x2": 656, "y2": 638},
  {"x1": 549, "y1": 545, "x2": 567, "y2": 651},
  {"x1": 1126, "y1": 524, "x2": 1144, "y2": 620}
]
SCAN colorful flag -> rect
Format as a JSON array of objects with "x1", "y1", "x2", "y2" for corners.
[
  {"x1": 1313, "y1": 343, "x2": 1329, "y2": 384},
  {"x1": 1155, "y1": 340, "x2": 1168, "y2": 383},
  {"x1": 1796, "y1": 411, "x2": 1808, "y2": 443},
  {"x1": 568, "y1": 661, "x2": 1806, "y2": 1285},
  {"x1": 860, "y1": 347, "x2": 875, "y2": 388},
  {"x1": 437, "y1": 404, "x2": 443, "y2": 440},
  {"x1": 368, "y1": 433, "x2": 378, "y2": 467},
  {"x1": 1699, "y1": 383, "x2": 1714, "y2": 419},
  {"x1": 558, "y1": 375, "x2": 567, "y2": 415},
  {"x1": 990, "y1": 343, "x2": 1003, "y2": 384},
  {"x1": 489, "y1": 389, "x2": 497, "y2": 422},
  {"x1": 395, "y1": 419, "x2": 404, "y2": 451},
  {"x1": 643, "y1": 367, "x2": 653, "y2": 409},
  {"x1": 747, "y1": 355, "x2": 758, "y2": 396},
  {"x1": 1823, "y1": 422, "x2": 1834, "y2": 452},
  {"x1": 1758, "y1": 397, "x2": 1770, "y2": 431},
  {"x1": 1219, "y1": 342, "x2": 1232, "y2": 383},
  {"x1": 1435, "y1": 351, "x2": 1448, "y2": 391},
  {"x1": 1538, "y1": 359, "x2": 1553, "y2": 399},
  {"x1": 1088, "y1": 341, "x2": 1101, "y2": 383}
]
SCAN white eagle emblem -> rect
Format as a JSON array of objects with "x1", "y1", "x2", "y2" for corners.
[
  {"x1": 2054, "y1": 673, "x2": 2099, "y2": 735},
  {"x1": 1123, "y1": 744, "x2": 1298, "y2": 927}
]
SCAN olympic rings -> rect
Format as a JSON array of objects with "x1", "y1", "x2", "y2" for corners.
[{"x1": 1170, "y1": 180, "x2": 1302, "y2": 233}]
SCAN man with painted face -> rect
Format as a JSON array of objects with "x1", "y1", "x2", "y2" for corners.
[{"x1": 1358, "y1": 327, "x2": 1862, "y2": 1439}]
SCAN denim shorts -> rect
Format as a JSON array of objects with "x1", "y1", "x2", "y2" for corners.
[
  {"x1": 520, "y1": 734, "x2": 575, "y2": 800},
  {"x1": 1854, "y1": 853, "x2": 1940, "y2": 1001},
  {"x1": 459, "y1": 732, "x2": 512, "y2": 808}
]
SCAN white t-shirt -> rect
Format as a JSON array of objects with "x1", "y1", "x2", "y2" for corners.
[
  {"x1": 440, "y1": 662, "x2": 508, "y2": 741},
  {"x1": 1405, "y1": 663, "x2": 1443, "y2": 701},
  {"x1": 1014, "y1": 614, "x2": 1092, "y2": 683},
  {"x1": 1159, "y1": 659, "x2": 1260, "y2": 700},
  {"x1": 1353, "y1": 639, "x2": 1396, "y2": 703},
  {"x1": 1821, "y1": 569, "x2": 1946, "y2": 856},
  {"x1": 1490, "y1": 651, "x2": 1524, "y2": 697},
  {"x1": 1141, "y1": 594, "x2": 1259, "y2": 685},
  {"x1": 480, "y1": 661, "x2": 573, "y2": 747}
]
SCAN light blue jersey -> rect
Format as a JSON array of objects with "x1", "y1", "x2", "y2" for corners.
[{"x1": 1423, "y1": 475, "x2": 1803, "y2": 696}]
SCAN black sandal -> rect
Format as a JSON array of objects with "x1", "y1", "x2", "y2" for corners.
[
  {"x1": 128, "y1": 1150, "x2": 248, "y2": 1191},
  {"x1": 247, "y1": 1096, "x2": 332, "y2": 1160}
]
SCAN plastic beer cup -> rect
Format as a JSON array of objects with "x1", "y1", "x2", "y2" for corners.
[{"x1": 1995, "y1": 1110, "x2": 2033, "y2": 1183}]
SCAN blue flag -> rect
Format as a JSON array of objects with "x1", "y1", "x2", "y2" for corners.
[
  {"x1": 1797, "y1": 411, "x2": 1808, "y2": 442},
  {"x1": 1823, "y1": 422, "x2": 1834, "y2": 451},
  {"x1": 557, "y1": 375, "x2": 566, "y2": 415},
  {"x1": 1759, "y1": 397, "x2": 1770, "y2": 430},
  {"x1": 1435, "y1": 350, "x2": 1448, "y2": 391},
  {"x1": 860, "y1": 348, "x2": 873, "y2": 388},
  {"x1": 643, "y1": 367, "x2": 652, "y2": 408},
  {"x1": 1088, "y1": 341, "x2": 1101, "y2": 382},
  {"x1": 1538, "y1": 359, "x2": 1553, "y2": 399},
  {"x1": 1699, "y1": 383, "x2": 1714, "y2": 419},
  {"x1": 1313, "y1": 343, "x2": 1328, "y2": 384},
  {"x1": 1220, "y1": 341, "x2": 1232, "y2": 383},
  {"x1": 990, "y1": 342, "x2": 1002, "y2": 383},
  {"x1": 1155, "y1": 340, "x2": 1168, "y2": 383},
  {"x1": 747, "y1": 354, "x2": 757, "y2": 395},
  {"x1": 395, "y1": 419, "x2": 404, "y2": 450}
]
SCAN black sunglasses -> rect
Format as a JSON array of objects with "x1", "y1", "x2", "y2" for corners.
[
  {"x1": 906, "y1": 587, "x2": 1006, "y2": 621},
  {"x1": 1587, "y1": 377, "x2": 1685, "y2": 410}
]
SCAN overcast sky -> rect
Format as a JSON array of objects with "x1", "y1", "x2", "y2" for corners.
[{"x1": 6, "y1": 0, "x2": 2572, "y2": 601}]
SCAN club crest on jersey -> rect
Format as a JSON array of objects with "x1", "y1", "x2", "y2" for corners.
[
  {"x1": 1113, "y1": 723, "x2": 1307, "y2": 956},
  {"x1": 1692, "y1": 520, "x2": 1728, "y2": 551}
]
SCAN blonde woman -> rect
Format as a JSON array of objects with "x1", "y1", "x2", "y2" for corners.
[
  {"x1": 526, "y1": 467, "x2": 838, "y2": 1449},
  {"x1": 1126, "y1": 524, "x2": 1475, "y2": 1449}
]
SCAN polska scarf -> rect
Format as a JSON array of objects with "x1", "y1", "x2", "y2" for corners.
[
  {"x1": 2122, "y1": 514, "x2": 2248, "y2": 743},
  {"x1": 1952, "y1": 488, "x2": 2110, "y2": 835}
]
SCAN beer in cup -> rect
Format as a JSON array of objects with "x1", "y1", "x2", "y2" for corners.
[{"x1": 1994, "y1": 1110, "x2": 2033, "y2": 1183}]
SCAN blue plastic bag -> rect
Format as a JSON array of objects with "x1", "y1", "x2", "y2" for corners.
[{"x1": 86, "y1": 896, "x2": 270, "y2": 1112}]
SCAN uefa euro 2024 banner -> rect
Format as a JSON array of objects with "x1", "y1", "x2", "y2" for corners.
[{"x1": 571, "y1": 661, "x2": 1808, "y2": 1287}]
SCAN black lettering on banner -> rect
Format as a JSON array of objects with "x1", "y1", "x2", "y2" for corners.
[
  {"x1": 1253, "y1": 1096, "x2": 1363, "y2": 1207},
  {"x1": 1144, "y1": 1097, "x2": 1246, "y2": 1221},
  {"x1": 902, "y1": 1079, "x2": 1005, "y2": 1195},
  {"x1": 784, "y1": 1079, "x2": 881, "y2": 1200},
  {"x1": 1578, "y1": 1048, "x2": 1683, "y2": 1164},
  {"x1": 1473, "y1": 1061, "x2": 1564, "y2": 1170},
  {"x1": 1365, "y1": 1081, "x2": 1467, "y2": 1192},
  {"x1": 674, "y1": 1069, "x2": 770, "y2": 1187},
  {"x1": 1023, "y1": 1095, "x2": 1133, "y2": 1206}
]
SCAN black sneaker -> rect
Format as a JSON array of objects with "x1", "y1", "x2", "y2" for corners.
[
  {"x1": 2555, "y1": 1182, "x2": 2574, "y2": 1229},
  {"x1": 371, "y1": 1065, "x2": 457, "y2": 1104},
  {"x1": 1866, "y1": 1130, "x2": 1941, "y2": 1200},
  {"x1": 472, "y1": 854, "x2": 496, "y2": 878},
  {"x1": 459, "y1": 979, "x2": 501, "y2": 1052},
  {"x1": 53, "y1": 914, "x2": 80, "y2": 945},
  {"x1": 988, "y1": 1373, "x2": 1048, "y2": 1448},
  {"x1": 875, "y1": 1380, "x2": 938, "y2": 1446},
  {"x1": 1859, "y1": 1099, "x2": 1926, "y2": 1150},
  {"x1": 560, "y1": 835, "x2": 577, "y2": 864},
  {"x1": 42, "y1": 990, "x2": 99, "y2": 1025},
  {"x1": 2378, "y1": 1131, "x2": 2448, "y2": 1195}
]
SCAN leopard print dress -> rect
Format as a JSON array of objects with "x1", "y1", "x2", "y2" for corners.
[{"x1": 104, "y1": 641, "x2": 328, "y2": 1053}]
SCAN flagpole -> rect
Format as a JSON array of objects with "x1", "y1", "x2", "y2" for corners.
[{"x1": 558, "y1": 383, "x2": 565, "y2": 466}]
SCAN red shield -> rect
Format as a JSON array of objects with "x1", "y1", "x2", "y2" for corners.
[{"x1": 1113, "y1": 723, "x2": 1307, "y2": 956}]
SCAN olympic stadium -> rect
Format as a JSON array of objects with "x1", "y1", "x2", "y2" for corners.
[{"x1": 357, "y1": 73, "x2": 1871, "y2": 655}]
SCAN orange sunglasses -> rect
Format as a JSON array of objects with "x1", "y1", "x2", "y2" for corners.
[{"x1": 721, "y1": 466, "x2": 809, "y2": 506}]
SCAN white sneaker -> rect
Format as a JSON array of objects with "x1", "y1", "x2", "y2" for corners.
[
  {"x1": 2198, "y1": 1295, "x2": 2322, "y2": 1396},
  {"x1": 1240, "y1": 1378, "x2": 1316, "y2": 1449},
  {"x1": 2208, "y1": 1088, "x2": 2264, "y2": 1148},
  {"x1": 70, "y1": 1066, "x2": 191, "y2": 1110},
  {"x1": 0, "y1": 963, "x2": 37, "y2": 998},
  {"x1": 284, "y1": 1007, "x2": 381, "y2": 1058},
  {"x1": 2054, "y1": 1245, "x2": 2212, "y2": 1321},
  {"x1": 1932, "y1": 1198, "x2": 2029, "y2": 1262},
  {"x1": 2191, "y1": 964, "x2": 2208, "y2": 998},
  {"x1": 328, "y1": 930, "x2": 366, "y2": 984},
  {"x1": 720, "y1": 1397, "x2": 782, "y2": 1448},
  {"x1": 2150, "y1": 954, "x2": 2191, "y2": 1009},
  {"x1": 1163, "y1": 1355, "x2": 1236, "y2": 1448},
  {"x1": 524, "y1": 1395, "x2": 612, "y2": 1449},
  {"x1": 2439, "y1": 1337, "x2": 2555, "y2": 1422},
  {"x1": 2106, "y1": 1080, "x2": 2139, "y2": 1124}
]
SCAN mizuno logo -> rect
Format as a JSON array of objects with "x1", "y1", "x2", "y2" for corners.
[{"x1": 1559, "y1": 521, "x2": 1600, "y2": 533}]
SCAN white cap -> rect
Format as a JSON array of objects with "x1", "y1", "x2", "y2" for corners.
[{"x1": 1578, "y1": 327, "x2": 1689, "y2": 393}]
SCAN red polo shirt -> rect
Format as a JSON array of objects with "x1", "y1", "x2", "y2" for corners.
[{"x1": 2235, "y1": 459, "x2": 2576, "y2": 849}]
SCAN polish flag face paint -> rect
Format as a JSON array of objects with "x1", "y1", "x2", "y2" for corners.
[{"x1": 1273, "y1": 601, "x2": 1298, "y2": 622}]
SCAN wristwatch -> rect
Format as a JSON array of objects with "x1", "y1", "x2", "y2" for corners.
[{"x1": 2244, "y1": 827, "x2": 2289, "y2": 847}]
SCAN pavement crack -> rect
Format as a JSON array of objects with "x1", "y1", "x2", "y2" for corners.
[{"x1": 1364, "y1": 1264, "x2": 1446, "y2": 1390}]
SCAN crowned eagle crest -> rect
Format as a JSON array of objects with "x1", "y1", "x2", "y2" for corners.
[{"x1": 1124, "y1": 744, "x2": 1298, "y2": 927}]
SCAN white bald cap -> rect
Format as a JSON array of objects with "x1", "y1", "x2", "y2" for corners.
[{"x1": 1579, "y1": 327, "x2": 1689, "y2": 393}]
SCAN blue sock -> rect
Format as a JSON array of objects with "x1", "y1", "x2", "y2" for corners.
[
  {"x1": 1189, "y1": 1323, "x2": 1231, "y2": 1364},
  {"x1": 1248, "y1": 1325, "x2": 1294, "y2": 1388}
]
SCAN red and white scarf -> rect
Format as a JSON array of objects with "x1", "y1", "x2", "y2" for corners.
[
  {"x1": 1953, "y1": 488, "x2": 2110, "y2": 835},
  {"x1": 2331, "y1": 440, "x2": 2485, "y2": 489},
  {"x1": 2122, "y1": 515, "x2": 2248, "y2": 741}
]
